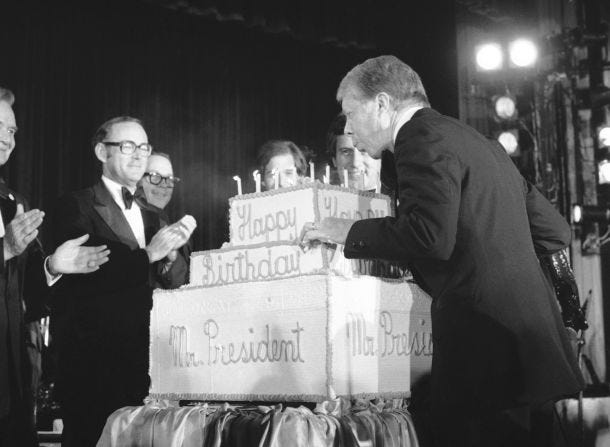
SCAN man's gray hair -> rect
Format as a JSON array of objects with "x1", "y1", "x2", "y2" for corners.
[
  {"x1": 0, "y1": 87, "x2": 15, "y2": 106},
  {"x1": 337, "y1": 55, "x2": 430, "y2": 108}
]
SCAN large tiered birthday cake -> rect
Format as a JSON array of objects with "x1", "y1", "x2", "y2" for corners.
[{"x1": 149, "y1": 182, "x2": 432, "y2": 402}]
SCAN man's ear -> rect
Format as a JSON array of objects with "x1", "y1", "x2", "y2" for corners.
[
  {"x1": 331, "y1": 156, "x2": 337, "y2": 168},
  {"x1": 94, "y1": 142, "x2": 108, "y2": 163},
  {"x1": 376, "y1": 92, "x2": 391, "y2": 114}
]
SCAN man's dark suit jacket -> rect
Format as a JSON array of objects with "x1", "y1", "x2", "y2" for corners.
[
  {"x1": 0, "y1": 182, "x2": 47, "y2": 445},
  {"x1": 50, "y1": 181, "x2": 167, "y2": 416},
  {"x1": 345, "y1": 108, "x2": 584, "y2": 413}
]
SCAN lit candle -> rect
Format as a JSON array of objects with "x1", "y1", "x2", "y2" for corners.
[
  {"x1": 272, "y1": 168, "x2": 279, "y2": 190},
  {"x1": 360, "y1": 169, "x2": 365, "y2": 190},
  {"x1": 343, "y1": 169, "x2": 348, "y2": 188},
  {"x1": 233, "y1": 175, "x2": 242, "y2": 195},
  {"x1": 325, "y1": 164, "x2": 330, "y2": 183},
  {"x1": 309, "y1": 161, "x2": 315, "y2": 182},
  {"x1": 253, "y1": 170, "x2": 261, "y2": 193}
]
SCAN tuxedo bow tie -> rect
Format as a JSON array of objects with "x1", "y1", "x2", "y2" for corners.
[{"x1": 121, "y1": 187, "x2": 134, "y2": 210}]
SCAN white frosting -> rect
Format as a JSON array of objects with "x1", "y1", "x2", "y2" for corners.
[
  {"x1": 228, "y1": 183, "x2": 392, "y2": 247},
  {"x1": 189, "y1": 242, "x2": 408, "y2": 287},
  {"x1": 189, "y1": 242, "x2": 330, "y2": 287},
  {"x1": 150, "y1": 275, "x2": 432, "y2": 401},
  {"x1": 148, "y1": 183, "x2": 429, "y2": 402}
]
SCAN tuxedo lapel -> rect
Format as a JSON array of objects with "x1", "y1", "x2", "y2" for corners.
[
  {"x1": 141, "y1": 208, "x2": 159, "y2": 244},
  {"x1": 92, "y1": 181, "x2": 140, "y2": 250}
]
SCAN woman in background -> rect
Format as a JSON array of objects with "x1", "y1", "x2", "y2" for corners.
[{"x1": 257, "y1": 140, "x2": 307, "y2": 191}]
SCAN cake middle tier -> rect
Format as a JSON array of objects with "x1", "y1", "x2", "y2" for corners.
[{"x1": 190, "y1": 242, "x2": 408, "y2": 287}]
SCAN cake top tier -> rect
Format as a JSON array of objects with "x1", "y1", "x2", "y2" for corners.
[{"x1": 228, "y1": 182, "x2": 393, "y2": 246}]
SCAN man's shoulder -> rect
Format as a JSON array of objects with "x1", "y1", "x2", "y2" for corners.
[{"x1": 58, "y1": 184, "x2": 98, "y2": 202}]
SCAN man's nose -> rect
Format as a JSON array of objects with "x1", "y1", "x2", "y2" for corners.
[
  {"x1": 352, "y1": 148, "x2": 364, "y2": 168},
  {"x1": 344, "y1": 120, "x2": 353, "y2": 135}
]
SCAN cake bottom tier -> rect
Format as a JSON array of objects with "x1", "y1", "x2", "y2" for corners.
[{"x1": 150, "y1": 275, "x2": 432, "y2": 401}]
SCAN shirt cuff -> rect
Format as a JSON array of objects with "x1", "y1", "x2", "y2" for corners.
[{"x1": 44, "y1": 256, "x2": 63, "y2": 286}]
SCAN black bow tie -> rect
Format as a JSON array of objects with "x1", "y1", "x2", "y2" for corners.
[{"x1": 121, "y1": 187, "x2": 134, "y2": 210}]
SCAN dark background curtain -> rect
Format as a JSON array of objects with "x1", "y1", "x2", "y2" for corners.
[{"x1": 1, "y1": 0, "x2": 457, "y2": 251}]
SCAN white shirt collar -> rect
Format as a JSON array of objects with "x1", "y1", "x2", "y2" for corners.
[
  {"x1": 101, "y1": 175, "x2": 136, "y2": 209},
  {"x1": 392, "y1": 105, "x2": 425, "y2": 145}
]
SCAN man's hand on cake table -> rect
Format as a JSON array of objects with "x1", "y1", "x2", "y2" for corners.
[{"x1": 300, "y1": 217, "x2": 355, "y2": 249}]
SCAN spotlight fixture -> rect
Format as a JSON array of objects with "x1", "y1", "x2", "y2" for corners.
[
  {"x1": 599, "y1": 158, "x2": 610, "y2": 185},
  {"x1": 508, "y1": 38, "x2": 538, "y2": 68},
  {"x1": 571, "y1": 204, "x2": 610, "y2": 224},
  {"x1": 475, "y1": 43, "x2": 503, "y2": 71},
  {"x1": 498, "y1": 130, "x2": 519, "y2": 155},
  {"x1": 493, "y1": 94, "x2": 518, "y2": 121},
  {"x1": 599, "y1": 125, "x2": 610, "y2": 148}
]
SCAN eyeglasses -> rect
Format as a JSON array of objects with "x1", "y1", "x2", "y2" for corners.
[
  {"x1": 144, "y1": 171, "x2": 181, "y2": 187},
  {"x1": 103, "y1": 140, "x2": 153, "y2": 156}
]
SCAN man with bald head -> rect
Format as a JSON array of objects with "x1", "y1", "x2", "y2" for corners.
[
  {"x1": 51, "y1": 116, "x2": 195, "y2": 446},
  {"x1": 137, "y1": 151, "x2": 190, "y2": 288},
  {"x1": 139, "y1": 152, "x2": 177, "y2": 210},
  {"x1": 0, "y1": 87, "x2": 110, "y2": 446}
]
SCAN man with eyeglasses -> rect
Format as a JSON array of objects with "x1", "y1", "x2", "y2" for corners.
[
  {"x1": 50, "y1": 116, "x2": 195, "y2": 446},
  {"x1": 0, "y1": 87, "x2": 111, "y2": 446},
  {"x1": 136, "y1": 152, "x2": 190, "y2": 288}
]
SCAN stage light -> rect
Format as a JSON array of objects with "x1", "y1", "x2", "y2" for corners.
[
  {"x1": 599, "y1": 159, "x2": 610, "y2": 184},
  {"x1": 572, "y1": 205, "x2": 583, "y2": 224},
  {"x1": 493, "y1": 95, "x2": 517, "y2": 121},
  {"x1": 571, "y1": 204, "x2": 610, "y2": 224},
  {"x1": 475, "y1": 43, "x2": 503, "y2": 71},
  {"x1": 599, "y1": 125, "x2": 610, "y2": 147},
  {"x1": 508, "y1": 39, "x2": 538, "y2": 67},
  {"x1": 498, "y1": 130, "x2": 519, "y2": 155}
]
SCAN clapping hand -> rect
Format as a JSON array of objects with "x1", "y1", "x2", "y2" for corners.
[
  {"x1": 167, "y1": 215, "x2": 196, "y2": 248},
  {"x1": 146, "y1": 215, "x2": 197, "y2": 263},
  {"x1": 48, "y1": 234, "x2": 110, "y2": 274},
  {"x1": 4, "y1": 204, "x2": 44, "y2": 261}
]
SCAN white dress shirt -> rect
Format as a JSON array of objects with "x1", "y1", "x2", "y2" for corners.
[{"x1": 101, "y1": 175, "x2": 146, "y2": 249}]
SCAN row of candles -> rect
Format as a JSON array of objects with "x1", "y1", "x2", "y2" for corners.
[{"x1": 232, "y1": 162, "x2": 365, "y2": 195}]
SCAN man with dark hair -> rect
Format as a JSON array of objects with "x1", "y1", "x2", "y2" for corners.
[
  {"x1": 0, "y1": 86, "x2": 110, "y2": 446},
  {"x1": 302, "y1": 55, "x2": 583, "y2": 446},
  {"x1": 325, "y1": 113, "x2": 381, "y2": 191},
  {"x1": 51, "y1": 116, "x2": 195, "y2": 446}
]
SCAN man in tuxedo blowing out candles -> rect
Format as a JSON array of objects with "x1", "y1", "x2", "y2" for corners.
[{"x1": 302, "y1": 56, "x2": 583, "y2": 447}]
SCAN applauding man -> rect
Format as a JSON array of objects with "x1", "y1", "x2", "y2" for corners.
[
  {"x1": 136, "y1": 152, "x2": 190, "y2": 288},
  {"x1": 0, "y1": 87, "x2": 109, "y2": 447},
  {"x1": 50, "y1": 116, "x2": 194, "y2": 446}
]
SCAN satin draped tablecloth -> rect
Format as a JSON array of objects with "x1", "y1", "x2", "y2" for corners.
[{"x1": 96, "y1": 398, "x2": 420, "y2": 447}]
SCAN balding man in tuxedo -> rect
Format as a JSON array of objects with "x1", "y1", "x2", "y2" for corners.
[{"x1": 51, "y1": 116, "x2": 194, "y2": 446}]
